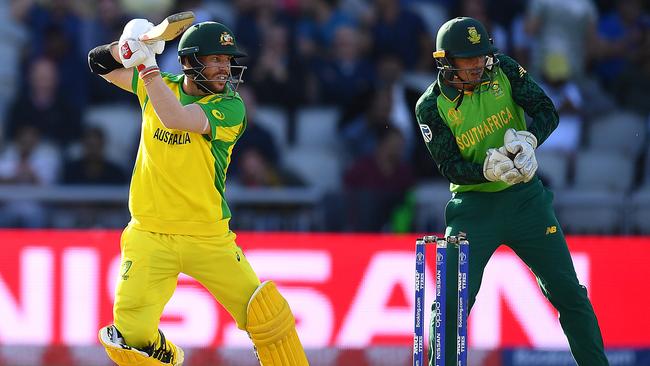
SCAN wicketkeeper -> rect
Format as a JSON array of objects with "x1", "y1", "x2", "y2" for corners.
[
  {"x1": 87, "y1": 19, "x2": 309, "y2": 366},
  {"x1": 415, "y1": 17, "x2": 609, "y2": 366}
]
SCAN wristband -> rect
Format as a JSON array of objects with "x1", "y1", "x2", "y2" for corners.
[{"x1": 140, "y1": 66, "x2": 161, "y2": 81}]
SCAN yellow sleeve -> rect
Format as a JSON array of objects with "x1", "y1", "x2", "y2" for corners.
[{"x1": 130, "y1": 68, "x2": 148, "y2": 106}]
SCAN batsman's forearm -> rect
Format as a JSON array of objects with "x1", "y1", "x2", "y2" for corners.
[
  {"x1": 143, "y1": 75, "x2": 207, "y2": 133},
  {"x1": 144, "y1": 75, "x2": 187, "y2": 127}
]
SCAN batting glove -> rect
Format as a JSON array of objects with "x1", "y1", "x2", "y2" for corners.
[{"x1": 119, "y1": 19, "x2": 165, "y2": 78}]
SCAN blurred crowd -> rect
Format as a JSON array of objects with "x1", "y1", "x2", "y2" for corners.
[{"x1": 0, "y1": 0, "x2": 649, "y2": 232}]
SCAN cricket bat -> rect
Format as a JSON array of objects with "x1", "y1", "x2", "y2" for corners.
[{"x1": 139, "y1": 11, "x2": 195, "y2": 43}]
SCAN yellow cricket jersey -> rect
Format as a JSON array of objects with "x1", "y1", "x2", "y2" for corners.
[{"x1": 128, "y1": 70, "x2": 246, "y2": 235}]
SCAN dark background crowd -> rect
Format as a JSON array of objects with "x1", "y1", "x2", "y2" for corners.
[{"x1": 1, "y1": 0, "x2": 649, "y2": 234}]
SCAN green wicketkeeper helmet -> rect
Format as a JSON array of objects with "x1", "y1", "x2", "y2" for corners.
[
  {"x1": 434, "y1": 17, "x2": 496, "y2": 59},
  {"x1": 433, "y1": 17, "x2": 499, "y2": 91},
  {"x1": 177, "y1": 22, "x2": 247, "y2": 94}
]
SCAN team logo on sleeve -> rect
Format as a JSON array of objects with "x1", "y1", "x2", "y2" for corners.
[
  {"x1": 467, "y1": 27, "x2": 481, "y2": 44},
  {"x1": 518, "y1": 64, "x2": 527, "y2": 78},
  {"x1": 419, "y1": 124, "x2": 432, "y2": 143},
  {"x1": 211, "y1": 109, "x2": 225, "y2": 120}
]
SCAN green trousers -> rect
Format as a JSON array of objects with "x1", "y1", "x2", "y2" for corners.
[{"x1": 428, "y1": 178, "x2": 609, "y2": 366}]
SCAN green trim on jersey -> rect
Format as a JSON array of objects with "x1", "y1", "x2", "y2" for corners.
[
  {"x1": 191, "y1": 86, "x2": 245, "y2": 222},
  {"x1": 131, "y1": 68, "x2": 138, "y2": 93},
  {"x1": 210, "y1": 140, "x2": 236, "y2": 219},
  {"x1": 415, "y1": 54, "x2": 558, "y2": 193}
]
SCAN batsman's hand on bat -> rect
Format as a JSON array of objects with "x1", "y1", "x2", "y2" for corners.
[
  {"x1": 504, "y1": 128, "x2": 538, "y2": 182},
  {"x1": 118, "y1": 19, "x2": 165, "y2": 78},
  {"x1": 483, "y1": 146, "x2": 525, "y2": 185}
]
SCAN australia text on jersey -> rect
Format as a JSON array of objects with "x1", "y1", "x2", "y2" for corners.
[{"x1": 153, "y1": 128, "x2": 192, "y2": 145}]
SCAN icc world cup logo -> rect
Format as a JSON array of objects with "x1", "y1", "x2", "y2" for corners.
[
  {"x1": 459, "y1": 251, "x2": 467, "y2": 265},
  {"x1": 447, "y1": 108, "x2": 463, "y2": 127},
  {"x1": 416, "y1": 251, "x2": 425, "y2": 265}
]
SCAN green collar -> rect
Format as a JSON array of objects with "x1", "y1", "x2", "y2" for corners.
[
  {"x1": 437, "y1": 72, "x2": 462, "y2": 102},
  {"x1": 436, "y1": 71, "x2": 495, "y2": 103}
]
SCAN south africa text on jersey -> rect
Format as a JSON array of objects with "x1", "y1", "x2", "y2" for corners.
[{"x1": 455, "y1": 106, "x2": 515, "y2": 151}]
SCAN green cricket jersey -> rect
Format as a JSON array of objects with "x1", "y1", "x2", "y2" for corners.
[{"x1": 415, "y1": 54, "x2": 558, "y2": 192}]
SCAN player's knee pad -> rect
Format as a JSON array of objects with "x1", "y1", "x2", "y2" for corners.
[
  {"x1": 99, "y1": 325, "x2": 184, "y2": 366},
  {"x1": 245, "y1": 281, "x2": 309, "y2": 366}
]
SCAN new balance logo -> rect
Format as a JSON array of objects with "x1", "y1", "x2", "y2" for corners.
[{"x1": 545, "y1": 226, "x2": 557, "y2": 235}]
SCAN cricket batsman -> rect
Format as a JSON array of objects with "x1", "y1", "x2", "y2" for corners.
[
  {"x1": 415, "y1": 17, "x2": 609, "y2": 365},
  {"x1": 87, "y1": 19, "x2": 309, "y2": 366}
]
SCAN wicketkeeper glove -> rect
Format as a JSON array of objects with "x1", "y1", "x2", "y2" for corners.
[
  {"x1": 504, "y1": 128, "x2": 538, "y2": 183},
  {"x1": 483, "y1": 146, "x2": 525, "y2": 185}
]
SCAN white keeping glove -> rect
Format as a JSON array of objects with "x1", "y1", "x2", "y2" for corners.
[
  {"x1": 483, "y1": 147, "x2": 525, "y2": 185},
  {"x1": 118, "y1": 19, "x2": 164, "y2": 71},
  {"x1": 504, "y1": 128, "x2": 538, "y2": 182}
]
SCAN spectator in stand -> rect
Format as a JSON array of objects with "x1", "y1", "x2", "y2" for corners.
[
  {"x1": 0, "y1": 124, "x2": 60, "y2": 227},
  {"x1": 235, "y1": 0, "x2": 291, "y2": 70},
  {"x1": 27, "y1": 0, "x2": 83, "y2": 57},
  {"x1": 510, "y1": 9, "x2": 535, "y2": 70},
  {"x1": 344, "y1": 126, "x2": 414, "y2": 192},
  {"x1": 230, "y1": 86, "x2": 280, "y2": 176},
  {"x1": 343, "y1": 126, "x2": 415, "y2": 231},
  {"x1": 27, "y1": 0, "x2": 88, "y2": 105},
  {"x1": 237, "y1": 149, "x2": 305, "y2": 187},
  {"x1": 62, "y1": 126, "x2": 127, "y2": 185},
  {"x1": 296, "y1": 0, "x2": 356, "y2": 61},
  {"x1": 312, "y1": 25, "x2": 375, "y2": 105},
  {"x1": 375, "y1": 54, "x2": 421, "y2": 157},
  {"x1": 5, "y1": 57, "x2": 82, "y2": 146},
  {"x1": 369, "y1": 0, "x2": 432, "y2": 72},
  {"x1": 250, "y1": 23, "x2": 308, "y2": 107},
  {"x1": 340, "y1": 86, "x2": 393, "y2": 162},
  {"x1": 524, "y1": 0, "x2": 600, "y2": 80},
  {"x1": 596, "y1": 0, "x2": 650, "y2": 84},
  {"x1": 230, "y1": 87, "x2": 303, "y2": 188},
  {"x1": 537, "y1": 52, "x2": 584, "y2": 154},
  {"x1": 82, "y1": 0, "x2": 134, "y2": 105},
  {"x1": 612, "y1": 23, "x2": 650, "y2": 115},
  {"x1": 0, "y1": 0, "x2": 29, "y2": 135},
  {"x1": 81, "y1": 0, "x2": 127, "y2": 52}
]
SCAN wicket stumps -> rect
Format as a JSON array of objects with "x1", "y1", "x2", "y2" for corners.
[{"x1": 413, "y1": 234, "x2": 469, "y2": 366}]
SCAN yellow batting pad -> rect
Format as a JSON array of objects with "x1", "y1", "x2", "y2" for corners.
[
  {"x1": 246, "y1": 281, "x2": 309, "y2": 366},
  {"x1": 99, "y1": 325, "x2": 184, "y2": 366}
]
